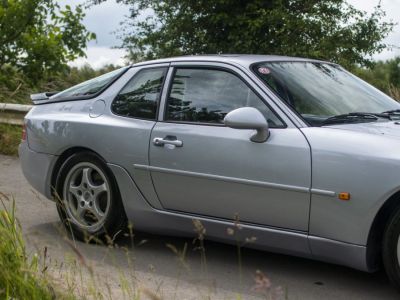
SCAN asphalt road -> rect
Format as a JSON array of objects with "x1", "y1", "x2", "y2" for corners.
[{"x1": 0, "y1": 154, "x2": 399, "y2": 300}]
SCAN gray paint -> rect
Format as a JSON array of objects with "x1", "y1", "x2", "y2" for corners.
[
  {"x1": 223, "y1": 107, "x2": 270, "y2": 142},
  {"x1": 149, "y1": 123, "x2": 311, "y2": 231},
  {"x1": 18, "y1": 142, "x2": 56, "y2": 199},
  {"x1": 89, "y1": 99, "x2": 106, "y2": 118},
  {"x1": 303, "y1": 126, "x2": 400, "y2": 244}
]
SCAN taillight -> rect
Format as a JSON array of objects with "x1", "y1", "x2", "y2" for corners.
[{"x1": 21, "y1": 124, "x2": 27, "y2": 141}]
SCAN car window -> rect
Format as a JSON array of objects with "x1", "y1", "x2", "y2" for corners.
[
  {"x1": 54, "y1": 67, "x2": 128, "y2": 99},
  {"x1": 165, "y1": 68, "x2": 284, "y2": 127},
  {"x1": 253, "y1": 62, "x2": 400, "y2": 126},
  {"x1": 112, "y1": 67, "x2": 167, "y2": 120}
]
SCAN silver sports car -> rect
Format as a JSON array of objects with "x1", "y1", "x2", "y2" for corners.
[{"x1": 19, "y1": 55, "x2": 400, "y2": 288}]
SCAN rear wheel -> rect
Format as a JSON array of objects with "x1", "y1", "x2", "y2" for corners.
[
  {"x1": 383, "y1": 206, "x2": 400, "y2": 290},
  {"x1": 55, "y1": 152, "x2": 126, "y2": 242}
]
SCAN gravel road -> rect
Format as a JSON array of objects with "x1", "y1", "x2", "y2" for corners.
[{"x1": 0, "y1": 154, "x2": 399, "y2": 299}]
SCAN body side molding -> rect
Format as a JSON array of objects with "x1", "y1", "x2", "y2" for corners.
[{"x1": 135, "y1": 164, "x2": 335, "y2": 197}]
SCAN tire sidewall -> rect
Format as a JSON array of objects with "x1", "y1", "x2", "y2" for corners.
[{"x1": 383, "y1": 208, "x2": 400, "y2": 289}]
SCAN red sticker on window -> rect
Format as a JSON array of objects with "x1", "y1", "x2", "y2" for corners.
[{"x1": 258, "y1": 67, "x2": 270, "y2": 74}]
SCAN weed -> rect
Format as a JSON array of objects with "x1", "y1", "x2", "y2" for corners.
[
  {"x1": 0, "y1": 123, "x2": 21, "y2": 156},
  {"x1": 389, "y1": 84, "x2": 400, "y2": 101},
  {"x1": 0, "y1": 188, "x2": 284, "y2": 299},
  {"x1": 0, "y1": 192, "x2": 74, "y2": 299}
]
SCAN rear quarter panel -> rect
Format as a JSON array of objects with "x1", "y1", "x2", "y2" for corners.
[{"x1": 25, "y1": 67, "x2": 154, "y2": 188}]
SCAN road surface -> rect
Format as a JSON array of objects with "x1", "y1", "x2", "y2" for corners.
[{"x1": 0, "y1": 154, "x2": 398, "y2": 299}]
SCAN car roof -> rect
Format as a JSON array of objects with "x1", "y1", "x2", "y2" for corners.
[{"x1": 132, "y1": 54, "x2": 331, "y2": 68}]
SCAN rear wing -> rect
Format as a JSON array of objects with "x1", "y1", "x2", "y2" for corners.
[{"x1": 30, "y1": 92, "x2": 59, "y2": 104}]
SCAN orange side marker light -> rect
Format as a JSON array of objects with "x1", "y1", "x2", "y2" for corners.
[{"x1": 338, "y1": 192, "x2": 351, "y2": 201}]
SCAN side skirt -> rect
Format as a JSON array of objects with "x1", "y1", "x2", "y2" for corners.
[{"x1": 309, "y1": 236, "x2": 371, "y2": 272}]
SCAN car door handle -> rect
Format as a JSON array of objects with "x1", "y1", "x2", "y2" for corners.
[{"x1": 153, "y1": 137, "x2": 183, "y2": 147}]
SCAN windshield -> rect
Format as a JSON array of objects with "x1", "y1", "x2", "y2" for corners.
[
  {"x1": 253, "y1": 61, "x2": 400, "y2": 126},
  {"x1": 54, "y1": 67, "x2": 128, "y2": 99}
]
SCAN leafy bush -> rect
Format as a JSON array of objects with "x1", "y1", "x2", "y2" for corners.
[
  {"x1": 0, "y1": 124, "x2": 21, "y2": 156},
  {"x1": 0, "y1": 64, "x2": 119, "y2": 104},
  {"x1": 354, "y1": 57, "x2": 400, "y2": 100}
]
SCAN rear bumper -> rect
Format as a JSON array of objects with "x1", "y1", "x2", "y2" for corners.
[{"x1": 18, "y1": 142, "x2": 57, "y2": 200}]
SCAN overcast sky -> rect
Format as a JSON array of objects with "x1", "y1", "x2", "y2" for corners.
[{"x1": 63, "y1": 0, "x2": 400, "y2": 68}]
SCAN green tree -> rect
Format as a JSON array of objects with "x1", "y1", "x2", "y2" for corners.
[
  {"x1": 0, "y1": 0, "x2": 95, "y2": 82},
  {"x1": 354, "y1": 56, "x2": 400, "y2": 99},
  {"x1": 92, "y1": 0, "x2": 393, "y2": 67}
]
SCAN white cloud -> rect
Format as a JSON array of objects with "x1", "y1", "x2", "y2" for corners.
[
  {"x1": 58, "y1": 0, "x2": 129, "y2": 68},
  {"x1": 347, "y1": 0, "x2": 400, "y2": 60},
  {"x1": 58, "y1": 0, "x2": 127, "y2": 48},
  {"x1": 61, "y1": 0, "x2": 400, "y2": 68},
  {"x1": 68, "y1": 47, "x2": 128, "y2": 69}
]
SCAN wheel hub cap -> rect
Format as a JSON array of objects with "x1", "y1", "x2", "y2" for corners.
[{"x1": 62, "y1": 162, "x2": 111, "y2": 232}]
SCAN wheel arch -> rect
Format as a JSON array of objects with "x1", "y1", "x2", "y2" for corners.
[
  {"x1": 367, "y1": 190, "x2": 400, "y2": 270},
  {"x1": 50, "y1": 146, "x2": 109, "y2": 199}
]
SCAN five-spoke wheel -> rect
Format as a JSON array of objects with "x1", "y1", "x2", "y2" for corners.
[
  {"x1": 56, "y1": 152, "x2": 126, "y2": 241},
  {"x1": 64, "y1": 163, "x2": 110, "y2": 231}
]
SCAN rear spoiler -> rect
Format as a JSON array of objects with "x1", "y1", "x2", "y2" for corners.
[{"x1": 30, "y1": 92, "x2": 59, "y2": 104}]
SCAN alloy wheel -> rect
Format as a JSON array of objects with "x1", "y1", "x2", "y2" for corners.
[{"x1": 62, "y1": 162, "x2": 111, "y2": 232}]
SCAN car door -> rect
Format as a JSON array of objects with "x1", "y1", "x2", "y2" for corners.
[{"x1": 143, "y1": 63, "x2": 311, "y2": 231}]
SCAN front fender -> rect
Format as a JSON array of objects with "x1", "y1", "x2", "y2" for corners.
[{"x1": 302, "y1": 127, "x2": 400, "y2": 245}]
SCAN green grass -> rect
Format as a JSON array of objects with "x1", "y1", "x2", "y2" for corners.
[
  {"x1": 0, "y1": 189, "x2": 283, "y2": 299},
  {"x1": 0, "y1": 193, "x2": 75, "y2": 300},
  {"x1": 0, "y1": 123, "x2": 21, "y2": 156}
]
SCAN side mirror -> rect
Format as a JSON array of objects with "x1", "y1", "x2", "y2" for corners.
[{"x1": 224, "y1": 107, "x2": 270, "y2": 143}]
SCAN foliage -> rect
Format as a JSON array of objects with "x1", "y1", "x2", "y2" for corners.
[
  {"x1": 0, "y1": 64, "x2": 119, "y2": 104},
  {"x1": 354, "y1": 57, "x2": 400, "y2": 100},
  {"x1": 0, "y1": 0, "x2": 95, "y2": 83},
  {"x1": 0, "y1": 194, "x2": 74, "y2": 299},
  {"x1": 92, "y1": 0, "x2": 393, "y2": 67},
  {"x1": 0, "y1": 124, "x2": 20, "y2": 156}
]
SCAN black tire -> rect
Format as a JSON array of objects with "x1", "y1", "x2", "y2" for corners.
[
  {"x1": 383, "y1": 206, "x2": 400, "y2": 290},
  {"x1": 55, "y1": 151, "x2": 127, "y2": 243}
]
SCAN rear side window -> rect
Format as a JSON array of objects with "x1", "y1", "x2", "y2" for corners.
[
  {"x1": 165, "y1": 68, "x2": 284, "y2": 127},
  {"x1": 112, "y1": 67, "x2": 167, "y2": 120}
]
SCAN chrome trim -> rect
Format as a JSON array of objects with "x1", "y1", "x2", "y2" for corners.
[
  {"x1": 311, "y1": 188, "x2": 336, "y2": 197},
  {"x1": 135, "y1": 164, "x2": 337, "y2": 196},
  {"x1": 134, "y1": 164, "x2": 309, "y2": 193}
]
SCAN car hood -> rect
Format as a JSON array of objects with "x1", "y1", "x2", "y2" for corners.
[{"x1": 327, "y1": 121, "x2": 400, "y2": 139}]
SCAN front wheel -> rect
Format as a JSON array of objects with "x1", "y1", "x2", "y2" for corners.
[
  {"x1": 55, "y1": 152, "x2": 126, "y2": 242},
  {"x1": 383, "y1": 207, "x2": 400, "y2": 290}
]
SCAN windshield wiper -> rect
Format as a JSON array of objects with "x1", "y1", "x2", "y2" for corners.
[
  {"x1": 382, "y1": 109, "x2": 400, "y2": 115},
  {"x1": 322, "y1": 112, "x2": 389, "y2": 126}
]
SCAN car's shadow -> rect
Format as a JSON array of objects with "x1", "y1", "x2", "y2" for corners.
[{"x1": 28, "y1": 221, "x2": 399, "y2": 300}]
